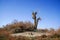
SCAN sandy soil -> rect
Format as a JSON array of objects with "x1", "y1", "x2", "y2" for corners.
[{"x1": 11, "y1": 32, "x2": 51, "y2": 37}]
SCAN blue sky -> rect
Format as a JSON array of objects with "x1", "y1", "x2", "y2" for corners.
[{"x1": 0, "y1": 0, "x2": 60, "y2": 29}]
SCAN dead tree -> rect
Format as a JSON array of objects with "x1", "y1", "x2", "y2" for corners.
[{"x1": 32, "y1": 12, "x2": 41, "y2": 30}]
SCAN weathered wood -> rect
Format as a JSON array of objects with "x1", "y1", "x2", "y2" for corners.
[{"x1": 32, "y1": 12, "x2": 41, "y2": 30}]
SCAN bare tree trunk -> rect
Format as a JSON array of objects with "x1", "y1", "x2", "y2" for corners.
[{"x1": 32, "y1": 12, "x2": 41, "y2": 31}]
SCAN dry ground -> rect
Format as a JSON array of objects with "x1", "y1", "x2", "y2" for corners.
[{"x1": 11, "y1": 32, "x2": 51, "y2": 37}]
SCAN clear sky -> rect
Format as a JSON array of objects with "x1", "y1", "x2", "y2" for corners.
[{"x1": 0, "y1": 0, "x2": 60, "y2": 29}]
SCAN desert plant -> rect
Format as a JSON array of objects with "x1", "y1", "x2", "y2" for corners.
[{"x1": 32, "y1": 12, "x2": 41, "y2": 31}]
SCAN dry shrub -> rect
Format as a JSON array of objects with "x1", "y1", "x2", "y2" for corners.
[
  {"x1": 3, "y1": 21, "x2": 34, "y2": 33},
  {"x1": 56, "y1": 28, "x2": 60, "y2": 34},
  {"x1": 0, "y1": 29, "x2": 10, "y2": 40},
  {"x1": 37, "y1": 29, "x2": 49, "y2": 33},
  {"x1": 0, "y1": 29, "x2": 16, "y2": 40}
]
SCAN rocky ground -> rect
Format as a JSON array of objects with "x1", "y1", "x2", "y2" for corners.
[{"x1": 11, "y1": 32, "x2": 51, "y2": 37}]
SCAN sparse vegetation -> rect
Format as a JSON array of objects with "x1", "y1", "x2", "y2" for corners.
[
  {"x1": 0, "y1": 25, "x2": 60, "y2": 40},
  {"x1": 0, "y1": 12, "x2": 60, "y2": 40},
  {"x1": 3, "y1": 21, "x2": 34, "y2": 33}
]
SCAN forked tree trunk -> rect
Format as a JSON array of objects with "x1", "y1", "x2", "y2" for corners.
[{"x1": 32, "y1": 12, "x2": 41, "y2": 31}]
